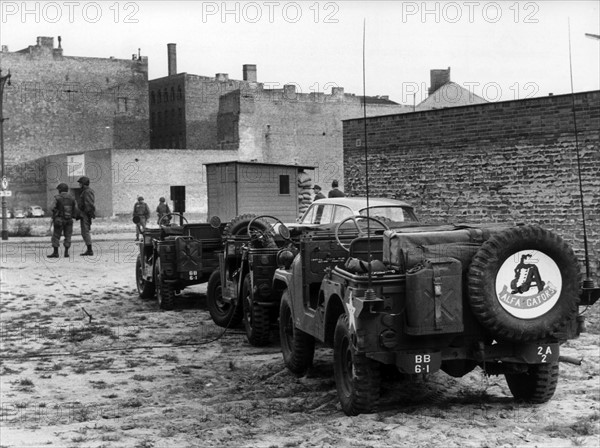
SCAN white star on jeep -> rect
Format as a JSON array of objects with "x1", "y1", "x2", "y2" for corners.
[{"x1": 346, "y1": 295, "x2": 357, "y2": 332}]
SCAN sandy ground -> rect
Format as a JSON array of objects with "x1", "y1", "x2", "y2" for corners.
[{"x1": 1, "y1": 236, "x2": 599, "y2": 448}]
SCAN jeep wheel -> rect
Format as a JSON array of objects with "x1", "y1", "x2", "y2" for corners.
[
  {"x1": 242, "y1": 274, "x2": 271, "y2": 346},
  {"x1": 154, "y1": 259, "x2": 175, "y2": 310},
  {"x1": 136, "y1": 255, "x2": 155, "y2": 300},
  {"x1": 279, "y1": 290, "x2": 315, "y2": 375},
  {"x1": 224, "y1": 214, "x2": 270, "y2": 237},
  {"x1": 505, "y1": 361, "x2": 559, "y2": 403},
  {"x1": 207, "y1": 269, "x2": 242, "y2": 328},
  {"x1": 468, "y1": 226, "x2": 579, "y2": 342},
  {"x1": 333, "y1": 314, "x2": 381, "y2": 415}
]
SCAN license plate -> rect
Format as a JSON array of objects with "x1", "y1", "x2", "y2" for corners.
[
  {"x1": 396, "y1": 352, "x2": 442, "y2": 374},
  {"x1": 188, "y1": 270, "x2": 198, "y2": 280},
  {"x1": 517, "y1": 343, "x2": 559, "y2": 364}
]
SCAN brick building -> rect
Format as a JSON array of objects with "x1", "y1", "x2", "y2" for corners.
[
  {"x1": 149, "y1": 44, "x2": 411, "y2": 194},
  {"x1": 343, "y1": 90, "x2": 600, "y2": 281},
  {"x1": 149, "y1": 44, "x2": 259, "y2": 150},
  {"x1": 1, "y1": 36, "x2": 149, "y2": 162},
  {"x1": 1, "y1": 36, "x2": 150, "y2": 209}
]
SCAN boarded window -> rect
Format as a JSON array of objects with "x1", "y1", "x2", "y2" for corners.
[{"x1": 279, "y1": 175, "x2": 290, "y2": 195}]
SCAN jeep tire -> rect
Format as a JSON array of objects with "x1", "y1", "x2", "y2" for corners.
[
  {"x1": 207, "y1": 269, "x2": 242, "y2": 328},
  {"x1": 468, "y1": 226, "x2": 579, "y2": 342},
  {"x1": 224, "y1": 214, "x2": 269, "y2": 237},
  {"x1": 136, "y1": 255, "x2": 155, "y2": 300},
  {"x1": 334, "y1": 314, "x2": 381, "y2": 415},
  {"x1": 242, "y1": 274, "x2": 271, "y2": 346},
  {"x1": 154, "y1": 259, "x2": 175, "y2": 310},
  {"x1": 279, "y1": 290, "x2": 315, "y2": 375},
  {"x1": 505, "y1": 361, "x2": 559, "y2": 403}
]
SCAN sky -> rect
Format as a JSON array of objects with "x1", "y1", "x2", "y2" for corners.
[{"x1": 1, "y1": 1, "x2": 599, "y2": 104}]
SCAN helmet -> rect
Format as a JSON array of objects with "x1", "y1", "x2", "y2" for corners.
[
  {"x1": 138, "y1": 196, "x2": 144, "y2": 201},
  {"x1": 77, "y1": 176, "x2": 90, "y2": 186},
  {"x1": 159, "y1": 197, "x2": 165, "y2": 202},
  {"x1": 56, "y1": 183, "x2": 69, "y2": 192}
]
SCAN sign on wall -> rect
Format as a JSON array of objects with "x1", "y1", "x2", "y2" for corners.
[{"x1": 67, "y1": 154, "x2": 85, "y2": 179}]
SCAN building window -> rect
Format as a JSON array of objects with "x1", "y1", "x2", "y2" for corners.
[
  {"x1": 164, "y1": 88, "x2": 168, "y2": 103},
  {"x1": 151, "y1": 112, "x2": 155, "y2": 127},
  {"x1": 178, "y1": 108, "x2": 182, "y2": 123},
  {"x1": 170, "y1": 86, "x2": 175, "y2": 101},
  {"x1": 171, "y1": 109, "x2": 175, "y2": 125},
  {"x1": 279, "y1": 175, "x2": 290, "y2": 195},
  {"x1": 150, "y1": 91, "x2": 155, "y2": 105},
  {"x1": 157, "y1": 90, "x2": 161, "y2": 103},
  {"x1": 177, "y1": 85, "x2": 182, "y2": 100},
  {"x1": 158, "y1": 111, "x2": 162, "y2": 127}
]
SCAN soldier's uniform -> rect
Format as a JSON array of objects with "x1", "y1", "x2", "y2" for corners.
[
  {"x1": 133, "y1": 196, "x2": 150, "y2": 240},
  {"x1": 156, "y1": 197, "x2": 171, "y2": 225},
  {"x1": 77, "y1": 176, "x2": 96, "y2": 256},
  {"x1": 47, "y1": 183, "x2": 80, "y2": 258}
]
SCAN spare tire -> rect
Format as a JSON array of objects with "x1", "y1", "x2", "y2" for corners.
[
  {"x1": 223, "y1": 214, "x2": 270, "y2": 237},
  {"x1": 468, "y1": 225, "x2": 579, "y2": 342}
]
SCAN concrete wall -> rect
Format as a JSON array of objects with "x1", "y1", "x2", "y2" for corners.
[
  {"x1": 111, "y1": 148, "x2": 237, "y2": 216},
  {"x1": 343, "y1": 90, "x2": 600, "y2": 281},
  {"x1": 1, "y1": 37, "x2": 149, "y2": 166}
]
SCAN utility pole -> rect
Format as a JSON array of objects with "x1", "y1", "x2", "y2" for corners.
[{"x1": 1, "y1": 68, "x2": 12, "y2": 241}]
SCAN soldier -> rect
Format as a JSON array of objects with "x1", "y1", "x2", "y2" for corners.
[
  {"x1": 133, "y1": 196, "x2": 150, "y2": 241},
  {"x1": 156, "y1": 197, "x2": 171, "y2": 225},
  {"x1": 47, "y1": 183, "x2": 79, "y2": 258},
  {"x1": 77, "y1": 176, "x2": 96, "y2": 256}
]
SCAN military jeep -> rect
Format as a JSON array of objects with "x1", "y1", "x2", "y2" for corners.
[
  {"x1": 273, "y1": 216, "x2": 599, "y2": 415},
  {"x1": 206, "y1": 214, "x2": 294, "y2": 346},
  {"x1": 135, "y1": 214, "x2": 225, "y2": 310}
]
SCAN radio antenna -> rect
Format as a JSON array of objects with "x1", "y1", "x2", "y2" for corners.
[
  {"x1": 568, "y1": 18, "x2": 593, "y2": 287},
  {"x1": 362, "y1": 19, "x2": 375, "y2": 288}
]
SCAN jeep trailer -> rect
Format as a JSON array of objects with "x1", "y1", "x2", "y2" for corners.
[
  {"x1": 135, "y1": 213, "x2": 225, "y2": 310},
  {"x1": 273, "y1": 218, "x2": 599, "y2": 415}
]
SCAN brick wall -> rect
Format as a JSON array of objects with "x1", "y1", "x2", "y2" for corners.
[
  {"x1": 344, "y1": 91, "x2": 600, "y2": 281},
  {"x1": 1, "y1": 37, "x2": 149, "y2": 166},
  {"x1": 219, "y1": 85, "x2": 412, "y2": 195}
]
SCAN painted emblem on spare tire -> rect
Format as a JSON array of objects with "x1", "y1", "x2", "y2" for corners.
[{"x1": 495, "y1": 250, "x2": 562, "y2": 319}]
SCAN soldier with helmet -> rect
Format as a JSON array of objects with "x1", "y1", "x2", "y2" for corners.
[
  {"x1": 132, "y1": 196, "x2": 150, "y2": 241},
  {"x1": 77, "y1": 176, "x2": 96, "y2": 256},
  {"x1": 156, "y1": 197, "x2": 171, "y2": 225},
  {"x1": 47, "y1": 183, "x2": 80, "y2": 258}
]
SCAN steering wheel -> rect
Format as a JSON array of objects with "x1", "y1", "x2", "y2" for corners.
[
  {"x1": 247, "y1": 215, "x2": 289, "y2": 248},
  {"x1": 159, "y1": 213, "x2": 188, "y2": 227},
  {"x1": 335, "y1": 215, "x2": 390, "y2": 252}
]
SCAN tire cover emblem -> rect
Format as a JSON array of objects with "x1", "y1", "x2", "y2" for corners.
[{"x1": 495, "y1": 250, "x2": 562, "y2": 319}]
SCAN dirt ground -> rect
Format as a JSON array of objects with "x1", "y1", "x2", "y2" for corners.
[{"x1": 1, "y1": 237, "x2": 599, "y2": 448}]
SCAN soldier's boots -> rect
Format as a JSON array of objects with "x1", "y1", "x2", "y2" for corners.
[
  {"x1": 47, "y1": 247, "x2": 59, "y2": 258},
  {"x1": 64, "y1": 247, "x2": 70, "y2": 258},
  {"x1": 80, "y1": 245, "x2": 94, "y2": 256}
]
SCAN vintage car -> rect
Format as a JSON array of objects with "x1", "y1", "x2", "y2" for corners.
[
  {"x1": 26, "y1": 205, "x2": 45, "y2": 218},
  {"x1": 297, "y1": 197, "x2": 418, "y2": 227},
  {"x1": 12, "y1": 208, "x2": 26, "y2": 219}
]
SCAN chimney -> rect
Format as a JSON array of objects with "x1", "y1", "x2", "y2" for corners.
[
  {"x1": 428, "y1": 67, "x2": 451, "y2": 96},
  {"x1": 167, "y1": 43, "x2": 177, "y2": 76},
  {"x1": 243, "y1": 64, "x2": 257, "y2": 82}
]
